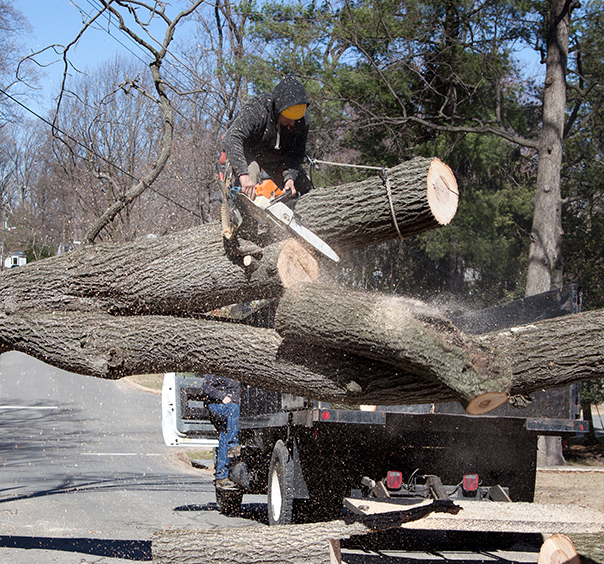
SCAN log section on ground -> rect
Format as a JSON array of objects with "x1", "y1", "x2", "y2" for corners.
[
  {"x1": 275, "y1": 282, "x2": 511, "y2": 415},
  {"x1": 0, "y1": 157, "x2": 457, "y2": 318},
  {"x1": 152, "y1": 521, "x2": 369, "y2": 564}
]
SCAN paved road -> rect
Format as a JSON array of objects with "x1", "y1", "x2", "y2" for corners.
[{"x1": 0, "y1": 351, "x2": 262, "y2": 563}]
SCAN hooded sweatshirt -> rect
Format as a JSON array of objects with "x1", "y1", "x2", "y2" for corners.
[{"x1": 223, "y1": 76, "x2": 310, "y2": 185}]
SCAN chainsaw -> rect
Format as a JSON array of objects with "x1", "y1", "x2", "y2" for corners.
[
  {"x1": 235, "y1": 179, "x2": 340, "y2": 263},
  {"x1": 218, "y1": 156, "x2": 339, "y2": 263}
]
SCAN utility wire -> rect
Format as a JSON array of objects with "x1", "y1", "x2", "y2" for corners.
[
  {"x1": 0, "y1": 86, "x2": 202, "y2": 219},
  {"x1": 78, "y1": 0, "x2": 216, "y2": 110}
]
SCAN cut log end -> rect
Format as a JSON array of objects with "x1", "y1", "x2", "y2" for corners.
[
  {"x1": 538, "y1": 534, "x2": 580, "y2": 564},
  {"x1": 464, "y1": 392, "x2": 509, "y2": 415},
  {"x1": 277, "y1": 239, "x2": 319, "y2": 288},
  {"x1": 426, "y1": 158, "x2": 459, "y2": 226}
]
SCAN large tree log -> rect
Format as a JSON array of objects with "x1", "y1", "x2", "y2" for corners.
[
  {"x1": 151, "y1": 522, "x2": 368, "y2": 564},
  {"x1": 2, "y1": 291, "x2": 603, "y2": 412},
  {"x1": 0, "y1": 228, "x2": 311, "y2": 317},
  {"x1": 294, "y1": 156, "x2": 458, "y2": 250},
  {"x1": 3, "y1": 153, "x2": 602, "y2": 411},
  {"x1": 0, "y1": 157, "x2": 457, "y2": 318},
  {"x1": 482, "y1": 308, "x2": 604, "y2": 397},
  {"x1": 0, "y1": 311, "x2": 459, "y2": 405},
  {"x1": 275, "y1": 283, "x2": 511, "y2": 414}
]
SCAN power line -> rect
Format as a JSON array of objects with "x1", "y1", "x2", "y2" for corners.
[
  {"x1": 0, "y1": 86, "x2": 202, "y2": 219},
  {"x1": 78, "y1": 0, "x2": 214, "y2": 108}
]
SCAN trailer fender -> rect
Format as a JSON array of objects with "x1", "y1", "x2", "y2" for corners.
[{"x1": 291, "y1": 439, "x2": 310, "y2": 499}]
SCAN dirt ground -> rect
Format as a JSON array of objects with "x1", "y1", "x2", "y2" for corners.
[{"x1": 535, "y1": 442, "x2": 604, "y2": 563}]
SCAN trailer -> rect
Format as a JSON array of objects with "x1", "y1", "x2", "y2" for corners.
[{"x1": 162, "y1": 285, "x2": 591, "y2": 528}]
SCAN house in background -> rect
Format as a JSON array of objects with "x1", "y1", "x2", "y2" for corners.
[{"x1": 4, "y1": 251, "x2": 27, "y2": 269}]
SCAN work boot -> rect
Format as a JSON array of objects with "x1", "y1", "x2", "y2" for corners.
[
  {"x1": 215, "y1": 478, "x2": 239, "y2": 491},
  {"x1": 228, "y1": 445, "x2": 241, "y2": 458},
  {"x1": 230, "y1": 461, "x2": 250, "y2": 490}
]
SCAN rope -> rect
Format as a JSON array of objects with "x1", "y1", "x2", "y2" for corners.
[
  {"x1": 306, "y1": 157, "x2": 382, "y2": 172},
  {"x1": 380, "y1": 167, "x2": 405, "y2": 243},
  {"x1": 306, "y1": 157, "x2": 405, "y2": 243}
]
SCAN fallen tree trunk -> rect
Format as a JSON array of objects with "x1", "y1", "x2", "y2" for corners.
[
  {"x1": 151, "y1": 521, "x2": 368, "y2": 564},
  {"x1": 3, "y1": 153, "x2": 602, "y2": 411},
  {"x1": 0, "y1": 228, "x2": 314, "y2": 317},
  {"x1": 481, "y1": 308, "x2": 604, "y2": 397},
  {"x1": 294, "y1": 156, "x2": 458, "y2": 250},
  {"x1": 0, "y1": 311, "x2": 459, "y2": 405},
  {"x1": 275, "y1": 283, "x2": 511, "y2": 414},
  {"x1": 2, "y1": 290, "x2": 603, "y2": 412},
  {"x1": 0, "y1": 157, "x2": 456, "y2": 318},
  {"x1": 151, "y1": 498, "x2": 462, "y2": 563}
]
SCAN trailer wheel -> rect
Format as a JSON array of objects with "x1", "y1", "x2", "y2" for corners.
[
  {"x1": 267, "y1": 440, "x2": 294, "y2": 526},
  {"x1": 216, "y1": 487, "x2": 243, "y2": 517}
]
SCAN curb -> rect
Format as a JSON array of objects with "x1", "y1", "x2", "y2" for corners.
[
  {"x1": 120, "y1": 377, "x2": 163, "y2": 395},
  {"x1": 538, "y1": 466, "x2": 604, "y2": 472}
]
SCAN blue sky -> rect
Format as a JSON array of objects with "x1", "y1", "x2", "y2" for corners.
[
  {"x1": 18, "y1": 0, "x2": 125, "y2": 112},
  {"x1": 16, "y1": 0, "x2": 188, "y2": 115},
  {"x1": 16, "y1": 0, "x2": 544, "y2": 117}
]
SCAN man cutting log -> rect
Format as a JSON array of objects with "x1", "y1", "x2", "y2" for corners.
[{"x1": 223, "y1": 75, "x2": 313, "y2": 199}]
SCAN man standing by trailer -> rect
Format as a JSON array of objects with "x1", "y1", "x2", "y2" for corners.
[
  {"x1": 202, "y1": 374, "x2": 241, "y2": 490},
  {"x1": 223, "y1": 76, "x2": 312, "y2": 199}
]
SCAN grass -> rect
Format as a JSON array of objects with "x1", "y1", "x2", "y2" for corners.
[
  {"x1": 185, "y1": 449, "x2": 214, "y2": 460},
  {"x1": 569, "y1": 533, "x2": 604, "y2": 564},
  {"x1": 125, "y1": 373, "x2": 164, "y2": 391}
]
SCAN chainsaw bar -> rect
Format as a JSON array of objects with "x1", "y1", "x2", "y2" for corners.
[{"x1": 235, "y1": 193, "x2": 340, "y2": 263}]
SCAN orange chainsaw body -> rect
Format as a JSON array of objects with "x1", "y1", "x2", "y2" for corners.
[{"x1": 255, "y1": 179, "x2": 282, "y2": 200}]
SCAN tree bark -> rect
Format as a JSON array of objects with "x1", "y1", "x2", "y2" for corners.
[
  {"x1": 0, "y1": 311, "x2": 459, "y2": 405},
  {"x1": 275, "y1": 283, "x2": 510, "y2": 414},
  {"x1": 3, "y1": 151, "x2": 603, "y2": 411},
  {"x1": 0, "y1": 230, "x2": 315, "y2": 317},
  {"x1": 2, "y1": 286, "x2": 603, "y2": 412},
  {"x1": 484, "y1": 307, "x2": 604, "y2": 397},
  {"x1": 526, "y1": 0, "x2": 573, "y2": 295},
  {"x1": 537, "y1": 436, "x2": 567, "y2": 467},
  {"x1": 151, "y1": 522, "x2": 369, "y2": 564},
  {"x1": 295, "y1": 157, "x2": 458, "y2": 252},
  {"x1": 0, "y1": 157, "x2": 456, "y2": 318}
]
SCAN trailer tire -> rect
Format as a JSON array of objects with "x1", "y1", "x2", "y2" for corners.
[
  {"x1": 216, "y1": 488, "x2": 243, "y2": 517},
  {"x1": 267, "y1": 440, "x2": 294, "y2": 526}
]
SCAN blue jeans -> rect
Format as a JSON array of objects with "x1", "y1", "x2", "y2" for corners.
[{"x1": 207, "y1": 402, "x2": 240, "y2": 480}]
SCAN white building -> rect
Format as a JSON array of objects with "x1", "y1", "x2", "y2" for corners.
[{"x1": 4, "y1": 251, "x2": 27, "y2": 269}]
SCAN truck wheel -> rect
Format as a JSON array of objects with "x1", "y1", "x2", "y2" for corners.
[
  {"x1": 216, "y1": 487, "x2": 243, "y2": 517},
  {"x1": 267, "y1": 440, "x2": 294, "y2": 526}
]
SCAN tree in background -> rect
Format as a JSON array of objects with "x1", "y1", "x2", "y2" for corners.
[
  {"x1": 244, "y1": 0, "x2": 604, "y2": 311},
  {"x1": 0, "y1": 0, "x2": 35, "y2": 124},
  {"x1": 560, "y1": 3, "x2": 604, "y2": 309}
]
